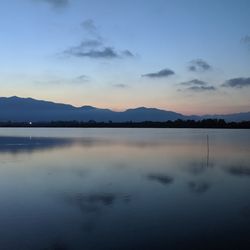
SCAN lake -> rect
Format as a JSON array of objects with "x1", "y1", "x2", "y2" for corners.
[{"x1": 0, "y1": 128, "x2": 249, "y2": 250}]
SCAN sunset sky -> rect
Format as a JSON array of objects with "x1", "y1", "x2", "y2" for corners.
[{"x1": 0, "y1": 0, "x2": 249, "y2": 114}]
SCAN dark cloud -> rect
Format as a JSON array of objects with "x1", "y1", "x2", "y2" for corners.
[
  {"x1": 142, "y1": 68, "x2": 175, "y2": 78},
  {"x1": 187, "y1": 86, "x2": 216, "y2": 91},
  {"x1": 147, "y1": 173, "x2": 174, "y2": 185},
  {"x1": 188, "y1": 59, "x2": 212, "y2": 72},
  {"x1": 65, "y1": 45, "x2": 133, "y2": 59},
  {"x1": 70, "y1": 47, "x2": 118, "y2": 59},
  {"x1": 35, "y1": 0, "x2": 69, "y2": 8},
  {"x1": 222, "y1": 77, "x2": 250, "y2": 88},
  {"x1": 180, "y1": 79, "x2": 208, "y2": 86}
]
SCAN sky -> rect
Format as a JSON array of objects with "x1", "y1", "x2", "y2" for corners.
[{"x1": 0, "y1": 0, "x2": 249, "y2": 115}]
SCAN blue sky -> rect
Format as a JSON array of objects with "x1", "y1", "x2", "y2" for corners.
[{"x1": 0, "y1": 0, "x2": 249, "y2": 114}]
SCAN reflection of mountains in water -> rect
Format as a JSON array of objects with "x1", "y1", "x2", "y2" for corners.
[
  {"x1": 0, "y1": 136, "x2": 105, "y2": 154},
  {"x1": 0, "y1": 136, "x2": 174, "y2": 154}
]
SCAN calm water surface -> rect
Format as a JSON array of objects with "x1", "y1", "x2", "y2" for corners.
[{"x1": 0, "y1": 128, "x2": 249, "y2": 250}]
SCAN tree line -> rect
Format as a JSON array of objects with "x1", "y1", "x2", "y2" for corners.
[{"x1": 0, "y1": 119, "x2": 249, "y2": 128}]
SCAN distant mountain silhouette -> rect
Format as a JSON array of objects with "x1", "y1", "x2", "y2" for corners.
[{"x1": 0, "y1": 96, "x2": 249, "y2": 122}]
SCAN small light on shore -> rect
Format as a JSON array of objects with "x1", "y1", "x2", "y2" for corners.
[{"x1": 29, "y1": 122, "x2": 32, "y2": 125}]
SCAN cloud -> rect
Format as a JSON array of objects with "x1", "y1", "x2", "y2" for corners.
[
  {"x1": 65, "y1": 46, "x2": 118, "y2": 59},
  {"x1": 179, "y1": 78, "x2": 216, "y2": 92},
  {"x1": 34, "y1": 0, "x2": 69, "y2": 8},
  {"x1": 188, "y1": 59, "x2": 212, "y2": 72},
  {"x1": 81, "y1": 19, "x2": 98, "y2": 34},
  {"x1": 180, "y1": 79, "x2": 208, "y2": 86},
  {"x1": 64, "y1": 39, "x2": 103, "y2": 55},
  {"x1": 76, "y1": 75, "x2": 88, "y2": 80},
  {"x1": 63, "y1": 19, "x2": 134, "y2": 60},
  {"x1": 147, "y1": 173, "x2": 174, "y2": 185},
  {"x1": 142, "y1": 68, "x2": 175, "y2": 78},
  {"x1": 222, "y1": 77, "x2": 250, "y2": 88},
  {"x1": 122, "y1": 50, "x2": 134, "y2": 57},
  {"x1": 78, "y1": 39, "x2": 103, "y2": 48},
  {"x1": 64, "y1": 44, "x2": 134, "y2": 59},
  {"x1": 112, "y1": 84, "x2": 128, "y2": 88},
  {"x1": 187, "y1": 86, "x2": 216, "y2": 91},
  {"x1": 241, "y1": 35, "x2": 250, "y2": 45},
  {"x1": 74, "y1": 75, "x2": 89, "y2": 83},
  {"x1": 35, "y1": 75, "x2": 90, "y2": 85}
]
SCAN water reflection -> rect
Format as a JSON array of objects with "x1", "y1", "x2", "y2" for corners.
[
  {"x1": 240, "y1": 205, "x2": 250, "y2": 218},
  {"x1": 226, "y1": 165, "x2": 250, "y2": 177},
  {"x1": 185, "y1": 161, "x2": 208, "y2": 175},
  {"x1": 43, "y1": 242, "x2": 70, "y2": 250},
  {"x1": 147, "y1": 173, "x2": 174, "y2": 185},
  {"x1": 188, "y1": 181, "x2": 211, "y2": 194},
  {"x1": 0, "y1": 135, "x2": 194, "y2": 154},
  {"x1": 0, "y1": 129, "x2": 249, "y2": 249},
  {"x1": 65, "y1": 193, "x2": 116, "y2": 213},
  {"x1": 64, "y1": 192, "x2": 131, "y2": 213},
  {"x1": 0, "y1": 136, "x2": 105, "y2": 154}
]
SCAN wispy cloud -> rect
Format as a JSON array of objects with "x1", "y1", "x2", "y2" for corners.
[
  {"x1": 112, "y1": 84, "x2": 128, "y2": 88},
  {"x1": 122, "y1": 50, "x2": 134, "y2": 57},
  {"x1": 78, "y1": 39, "x2": 103, "y2": 48},
  {"x1": 180, "y1": 79, "x2": 208, "y2": 86},
  {"x1": 188, "y1": 59, "x2": 212, "y2": 72},
  {"x1": 241, "y1": 35, "x2": 250, "y2": 45},
  {"x1": 142, "y1": 68, "x2": 175, "y2": 78},
  {"x1": 35, "y1": 75, "x2": 90, "y2": 85},
  {"x1": 81, "y1": 19, "x2": 97, "y2": 31},
  {"x1": 34, "y1": 0, "x2": 69, "y2": 8},
  {"x1": 222, "y1": 77, "x2": 250, "y2": 88},
  {"x1": 74, "y1": 75, "x2": 89, "y2": 82}
]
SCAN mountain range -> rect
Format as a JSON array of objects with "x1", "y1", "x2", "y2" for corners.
[{"x1": 0, "y1": 96, "x2": 249, "y2": 122}]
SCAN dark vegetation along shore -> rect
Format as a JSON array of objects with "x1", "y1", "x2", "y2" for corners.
[{"x1": 0, "y1": 119, "x2": 249, "y2": 128}]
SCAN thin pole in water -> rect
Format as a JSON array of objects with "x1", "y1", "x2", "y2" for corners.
[{"x1": 206, "y1": 134, "x2": 209, "y2": 167}]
